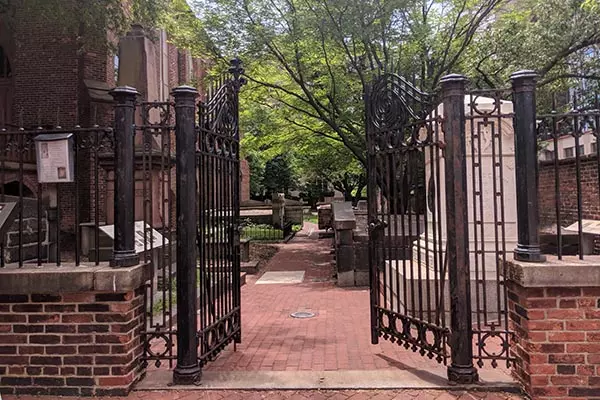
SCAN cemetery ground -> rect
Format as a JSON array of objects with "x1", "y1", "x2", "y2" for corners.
[{"x1": 3, "y1": 222, "x2": 523, "y2": 400}]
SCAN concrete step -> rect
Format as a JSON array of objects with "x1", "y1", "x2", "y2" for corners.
[
  {"x1": 241, "y1": 261, "x2": 259, "y2": 274},
  {"x1": 240, "y1": 272, "x2": 247, "y2": 287}
]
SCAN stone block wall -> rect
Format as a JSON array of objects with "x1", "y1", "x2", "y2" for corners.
[{"x1": 506, "y1": 257, "x2": 600, "y2": 399}]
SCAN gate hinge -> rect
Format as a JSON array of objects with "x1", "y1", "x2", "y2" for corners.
[{"x1": 368, "y1": 219, "x2": 387, "y2": 233}]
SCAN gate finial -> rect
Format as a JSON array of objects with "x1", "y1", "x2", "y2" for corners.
[{"x1": 229, "y1": 57, "x2": 247, "y2": 89}]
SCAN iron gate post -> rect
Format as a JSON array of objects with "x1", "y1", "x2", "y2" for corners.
[
  {"x1": 440, "y1": 74, "x2": 479, "y2": 384},
  {"x1": 110, "y1": 86, "x2": 140, "y2": 268},
  {"x1": 172, "y1": 85, "x2": 202, "y2": 385},
  {"x1": 511, "y1": 71, "x2": 545, "y2": 262}
]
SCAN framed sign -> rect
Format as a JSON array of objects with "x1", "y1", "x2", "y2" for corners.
[{"x1": 34, "y1": 133, "x2": 75, "y2": 183}]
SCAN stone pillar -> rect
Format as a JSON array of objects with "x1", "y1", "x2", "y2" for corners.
[
  {"x1": 506, "y1": 256, "x2": 600, "y2": 399},
  {"x1": 332, "y1": 202, "x2": 357, "y2": 287},
  {"x1": 272, "y1": 193, "x2": 285, "y2": 229}
]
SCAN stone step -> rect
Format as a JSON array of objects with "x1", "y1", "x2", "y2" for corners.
[
  {"x1": 241, "y1": 261, "x2": 259, "y2": 274},
  {"x1": 240, "y1": 272, "x2": 247, "y2": 287}
]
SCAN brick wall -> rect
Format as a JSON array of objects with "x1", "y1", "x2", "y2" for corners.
[
  {"x1": 539, "y1": 155, "x2": 600, "y2": 253},
  {"x1": 508, "y1": 282, "x2": 600, "y2": 399},
  {"x1": 539, "y1": 155, "x2": 600, "y2": 226},
  {"x1": 0, "y1": 288, "x2": 145, "y2": 396},
  {"x1": 11, "y1": 5, "x2": 79, "y2": 128}
]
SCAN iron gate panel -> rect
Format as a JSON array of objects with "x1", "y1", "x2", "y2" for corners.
[
  {"x1": 465, "y1": 89, "x2": 514, "y2": 369},
  {"x1": 366, "y1": 73, "x2": 516, "y2": 378},
  {"x1": 139, "y1": 100, "x2": 177, "y2": 368},
  {"x1": 366, "y1": 73, "x2": 450, "y2": 364},
  {"x1": 196, "y1": 63, "x2": 244, "y2": 367}
]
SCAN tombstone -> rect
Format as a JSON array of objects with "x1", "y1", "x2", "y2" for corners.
[
  {"x1": 395, "y1": 95, "x2": 518, "y2": 318},
  {"x1": 272, "y1": 193, "x2": 285, "y2": 229}
]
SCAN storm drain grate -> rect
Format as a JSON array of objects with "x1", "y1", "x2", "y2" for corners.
[{"x1": 290, "y1": 311, "x2": 316, "y2": 319}]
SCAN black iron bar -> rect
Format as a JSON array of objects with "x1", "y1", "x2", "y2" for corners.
[
  {"x1": 550, "y1": 95, "x2": 562, "y2": 259},
  {"x1": 441, "y1": 74, "x2": 478, "y2": 384},
  {"x1": 366, "y1": 82, "x2": 380, "y2": 345},
  {"x1": 573, "y1": 96, "x2": 584, "y2": 260},
  {"x1": 511, "y1": 71, "x2": 545, "y2": 262},
  {"x1": 110, "y1": 86, "x2": 140, "y2": 267},
  {"x1": 172, "y1": 85, "x2": 201, "y2": 385},
  {"x1": 56, "y1": 183, "x2": 61, "y2": 267},
  {"x1": 74, "y1": 133, "x2": 80, "y2": 266},
  {"x1": 18, "y1": 133, "x2": 23, "y2": 267}
]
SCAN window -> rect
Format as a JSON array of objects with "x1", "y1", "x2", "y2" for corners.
[
  {"x1": 592, "y1": 142, "x2": 597, "y2": 154},
  {"x1": 564, "y1": 147, "x2": 574, "y2": 158},
  {"x1": 543, "y1": 150, "x2": 555, "y2": 161},
  {"x1": 578, "y1": 144, "x2": 584, "y2": 155}
]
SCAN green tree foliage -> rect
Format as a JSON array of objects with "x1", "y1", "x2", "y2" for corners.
[
  {"x1": 465, "y1": 0, "x2": 600, "y2": 91},
  {"x1": 262, "y1": 154, "x2": 296, "y2": 196},
  {"x1": 193, "y1": 0, "x2": 600, "y2": 169}
]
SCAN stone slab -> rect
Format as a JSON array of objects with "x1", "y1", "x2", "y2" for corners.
[
  {"x1": 241, "y1": 261, "x2": 260, "y2": 274},
  {"x1": 503, "y1": 255, "x2": 600, "y2": 288},
  {"x1": 256, "y1": 271, "x2": 305, "y2": 284},
  {"x1": 137, "y1": 369, "x2": 518, "y2": 391},
  {"x1": 0, "y1": 262, "x2": 153, "y2": 294},
  {"x1": 332, "y1": 201, "x2": 356, "y2": 231}
]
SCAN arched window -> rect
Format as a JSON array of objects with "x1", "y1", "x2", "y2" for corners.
[{"x1": 0, "y1": 46, "x2": 11, "y2": 78}]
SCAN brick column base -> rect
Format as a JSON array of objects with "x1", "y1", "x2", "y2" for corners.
[
  {"x1": 0, "y1": 263, "x2": 151, "y2": 396},
  {"x1": 506, "y1": 256, "x2": 600, "y2": 399}
]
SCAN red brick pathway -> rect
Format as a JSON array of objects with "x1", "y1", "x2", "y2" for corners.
[
  {"x1": 5, "y1": 389, "x2": 523, "y2": 399},
  {"x1": 202, "y1": 224, "x2": 507, "y2": 373}
]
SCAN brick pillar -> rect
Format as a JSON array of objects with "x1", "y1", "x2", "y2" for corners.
[
  {"x1": 506, "y1": 256, "x2": 600, "y2": 399},
  {"x1": 0, "y1": 263, "x2": 152, "y2": 396}
]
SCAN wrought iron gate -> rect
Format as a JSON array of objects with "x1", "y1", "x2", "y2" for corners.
[
  {"x1": 196, "y1": 61, "x2": 244, "y2": 367},
  {"x1": 366, "y1": 73, "x2": 514, "y2": 383},
  {"x1": 366, "y1": 74, "x2": 450, "y2": 364}
]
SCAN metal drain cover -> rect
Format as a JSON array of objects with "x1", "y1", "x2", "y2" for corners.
[{"x1": 290, "y1": 311, "x2": 316, "y2": 319}]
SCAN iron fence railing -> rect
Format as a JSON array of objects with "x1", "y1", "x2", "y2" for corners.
[
  {"x1": 0, "y1": 125, "x2": 113, "y2": 267},
  {"x1": 240, "y1": 220, "x2": 294, "y2": 242},
  {"x1": 536, "y1": 93, "x2": 600, "y2": 259}
]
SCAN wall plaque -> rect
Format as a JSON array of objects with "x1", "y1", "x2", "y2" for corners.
[
  {"x1": 100, "y1": 221, "x2": 168, "y2": 254},
  {"x1": 34, "y1": 133, "x2": 75, "y2": 183},
  {"x1": 0, "y1": 202, "x2": 18, "y2": 239}
]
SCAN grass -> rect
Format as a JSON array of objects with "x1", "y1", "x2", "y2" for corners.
[{"x1": 305, "y1": 213, "x2": 318, "y2": 224}]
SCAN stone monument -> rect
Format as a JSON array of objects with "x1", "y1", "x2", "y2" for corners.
[{"x1": 389, "y1": 95, "x2": 518, "y2": 318}]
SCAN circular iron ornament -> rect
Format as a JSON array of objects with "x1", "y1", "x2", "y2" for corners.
[
  {"x1": 469, "y1": 95, "x2": 499, "y2": 117},
  {"x1": 369, "y1": 75, "x2": 411, "y2": 131},
  {"x1": 290, "y1": 311, "x2": 316, "y2": 319},
  {"x1": 143, "y1": 332, "x2": 173, "y2": 364}
]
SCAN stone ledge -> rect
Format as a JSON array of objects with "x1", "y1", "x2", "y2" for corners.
[
  {"x1": 0, "y1": 262, "x2": 153, "y2": 294},
  {"x1": 504, "y1": 254, "x2": 600, "y2": 288},
  {"x1": 331, "y1": 201, "x2": 356, "y2": 231}
]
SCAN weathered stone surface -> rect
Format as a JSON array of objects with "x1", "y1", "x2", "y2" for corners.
[
  {"x1": 503, "y1": 255, "x2": 600, "y2": 287},
  {"x1": 0, "y1": 263, "x2": 152, "y2": 294},
  {"x1": 331, "y1": 202, "x2": 356, "y2": 231}
]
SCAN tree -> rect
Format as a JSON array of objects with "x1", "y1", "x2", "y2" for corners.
[
  {"x1": 193, "y1": 0, "x2": 506, "y2": 168},
  {"x1": 262, "y1": 154, "x2": 297, "y2": 197},
  {"x1": 465, "y1": 0, "x2": 600, "y2": 91}
]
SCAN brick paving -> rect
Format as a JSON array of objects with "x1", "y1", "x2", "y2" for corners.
[
  {"x1": 5, "y1": 389, "x2": 523, "y2": 399},
  {"x1": 201, "y1": 224, "x2": 507, "y2": 373}
]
